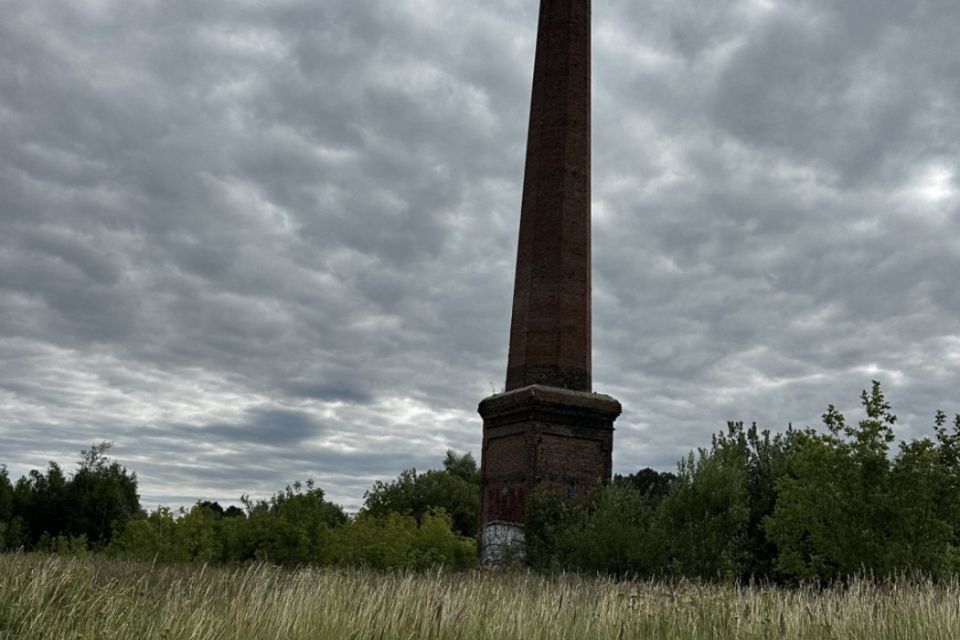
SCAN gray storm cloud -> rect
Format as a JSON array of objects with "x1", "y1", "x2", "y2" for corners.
[{"x1": 1, "y1": 0, "x2": 959, "y2": 510}]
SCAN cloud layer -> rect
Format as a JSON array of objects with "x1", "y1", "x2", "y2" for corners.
[{"x1": 2, "y1": 0, "x2": 959, "y2": 509}]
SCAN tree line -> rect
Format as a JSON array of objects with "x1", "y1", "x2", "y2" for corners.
[
  {"x1": 0, "y1": 446, "x2": 479, "y2": 570},
  {"x1": 529, "y1": 381, "x2": 960, "y2": 582},
  {"x1": 2, "y1": 382, "x2": 960, "y2": 581}
]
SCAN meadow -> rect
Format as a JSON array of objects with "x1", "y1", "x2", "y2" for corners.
[{"x1": 1, "y1": 554, "x2": 958, "y2": 640}]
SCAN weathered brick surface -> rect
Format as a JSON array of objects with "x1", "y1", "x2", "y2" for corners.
[
  {"x1": 484, "y1": 435, "x2": 527, "y2": 479},
  {"x1": 539, "y1": 434, "x2": 603, "y2": 480},
  {"x1": 506, "y1": 0, "x2": 593, "y2": 393},
  {"x1": 479, "y1": 386, "x2": 620, "y2": 525}
]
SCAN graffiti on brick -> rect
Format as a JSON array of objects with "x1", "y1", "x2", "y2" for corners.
[{"x1": 479, "y1": 522, "x2": 525, "y2": 566}]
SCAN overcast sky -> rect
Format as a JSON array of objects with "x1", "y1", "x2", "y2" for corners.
[{"x1": 2, "y1": 0, "x2": 960, "y2": 511}]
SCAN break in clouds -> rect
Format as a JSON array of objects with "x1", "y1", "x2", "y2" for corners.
[{"x1": 1, "y1": 0, "x2": 959, "y2": 510}]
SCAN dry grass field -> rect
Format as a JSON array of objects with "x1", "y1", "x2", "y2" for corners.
[{"x1": 1, "y1": 554, "x2": 959, "y2": 639}]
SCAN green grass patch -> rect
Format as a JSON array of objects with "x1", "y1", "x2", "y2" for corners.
[{"x1": 1, "y1": 554, "x2": 959, "y2": 639}]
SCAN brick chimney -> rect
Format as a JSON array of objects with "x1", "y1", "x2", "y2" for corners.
[{"x1": 478, "y1": 0, "x2": 621, "y2": 565}]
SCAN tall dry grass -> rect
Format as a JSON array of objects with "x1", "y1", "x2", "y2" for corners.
[{"x1": 1, "y1": 553, "x2": 958, "y2": 639}]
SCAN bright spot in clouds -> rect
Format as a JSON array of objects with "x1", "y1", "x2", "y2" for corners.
[
  {"x1": 903, "y1": 164, "x2": 957, "y2": 207},
  {"x1": 2, "y1": 0, "x2": 960, "y2": 512}
]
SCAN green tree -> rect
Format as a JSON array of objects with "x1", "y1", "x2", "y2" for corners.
[
  {"x1": 0, "y1": 466, "x2": 13, "y2": 548},
  {"x1": 933, "y1": 410, "x2": 960, "y2": 567},
  {"x1": 766, "y1": 382, "x2": 900, "y2": 581},
  {"x1": 613, "y1": 468, "x2": 675, "y2": 505},
  {"x1": 332, "y1": 509, "x2": 474, "y2": 570},
  {"x1": 716, "y1": 422, "x2": 795, "y2": 579},
  {"x1": 109, "y1": 507, "x2": 183, "y2": 563},
  {"x1": 527, "y1": 484, "x2": 652, "y2": 576},
  {"x1": 242, "y1": 481, "x2": 346, "y2": 566},
  {"x1": 68, "y1": 443, "x2": 140, "y2": 547},
  {"x1": 13, "y1": 462, "x2": 70, "y2": 546},
  {"x1": 196, "y1": 501, "x2": 225, "y2": 517},
  {"x1": 362, "y1": 451, "x2": 480, "y2": 537},
  {"x1": 174, "y1": 505, "x2": 224, "y2": 563},
  {"x1": 648, "y1": 437, "x2": 751, "y2": 579},
  {"x1": 888, "y1": 437, "x2": 955, "y2": 577},
  {"x1": 528, "y1": 425, "x2": 790, "y2": 580}
]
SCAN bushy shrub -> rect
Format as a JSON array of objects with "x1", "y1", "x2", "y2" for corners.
[
  {"x1": 648, "y1": 443, "x2": 751, "y2": 579},
  {"x1": 107, "y1": 478, "x2": 474, "y2": 571},
  {"x1": 333, "y1": 509, "x2": 474, "y2": 570},
  {"x1": 527, "y1": 484, "x2": 651, "y2": 575},
  {"x1": 766, "y1": 382, "x2": 960, "y2": 581},
  {"x1": 527, "y1": 382, "x2": 960, "y2": 583},
  {"x1": 362, "y1": 451, "x2": 480, "y2": 537}
]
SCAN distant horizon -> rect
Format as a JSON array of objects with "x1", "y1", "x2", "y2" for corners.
[{"x1": 4, "y1": 377, "x2": 948, "y2": 514}]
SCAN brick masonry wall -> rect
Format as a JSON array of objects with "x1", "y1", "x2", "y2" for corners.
[
  {"x1": 506, "y1": 0, "x2": 592, "y2": 393},
  {"x1": 479, "y1": 386, "x2": 619, "y2": 526}
]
